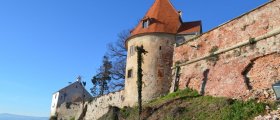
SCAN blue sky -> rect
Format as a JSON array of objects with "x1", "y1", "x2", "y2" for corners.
[{"x1": 0, "y1": 0, "x2": 268, "y2": 117}]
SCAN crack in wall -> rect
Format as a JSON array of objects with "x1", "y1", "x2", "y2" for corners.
[
  {"x1": 200, "y1": 69, "x2": 210, "y2": 95},
  {"x1": 241, "y1": 52, "x2": 278, "y2": 91},
  {"x1": 78, "y1": 105, "x2": 88, "y2": 120},
  {"x1": 241, "y1": 62, "x2": 254, "y2": 90}
]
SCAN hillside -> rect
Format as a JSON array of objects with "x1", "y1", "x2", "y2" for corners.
[
  {"x1": 99, "y1": 89, "x2": 275, "y2": 120},
  {"x1": 0, "y1": 113, "x2": 48, "y2": 120}
]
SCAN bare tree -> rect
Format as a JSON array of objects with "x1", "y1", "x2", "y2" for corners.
[
  {"x1": 107, "y1": 30, "x2": 128, "y2": 59},
  {"x1": 90, "y1": 30, "x2": 129, "y2": 96},
  {"x1": 106, "y1": 30, "x2": 130, "y2": 90}
]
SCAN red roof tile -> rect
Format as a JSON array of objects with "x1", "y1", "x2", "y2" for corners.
[
  {"x1": 128, "y1": 0, "x2": 202, "y2": 43},
  {"x1": 130, "y1": 0, "x2": 182, "y2": 36},
  {"x1": 177, "y1": 21, "x2": 202, "y2": 34}
]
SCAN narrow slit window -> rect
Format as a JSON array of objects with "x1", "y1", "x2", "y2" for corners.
[
  {"x1": 130, "y1": 45, "x2": 135, "y2": 56},
  {"x1": 127, "y1": 69, "x2": 133, "y2": 78}
]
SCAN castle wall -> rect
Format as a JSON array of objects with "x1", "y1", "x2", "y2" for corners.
[
  {"x1": 124, "y1": 34, "x2": 175, "y2": 106},
  {"x1": 172, "y1": 0, "x2": 280, "y2": 100},
  {"x1": 56, "y1": 90, "x2": 125, "y2": 120},
  {"x1": 56, "y1": 102, "x2": 83, "y2": 120},
  {"x1": 84, "y1": 90, "x2": 124, "y2": 120}
]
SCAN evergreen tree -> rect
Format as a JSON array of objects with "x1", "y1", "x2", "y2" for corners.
[
  {"x1": 90, "y1": 30, "x2": 129, "y2": 96},
  {"x1": 90, "y1": 56, "x2": 112, "y2": 96}
]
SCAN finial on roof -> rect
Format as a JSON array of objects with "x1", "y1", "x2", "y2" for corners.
[
  {"x1": 178, "y1": 10, "x2": 183, "y2": 17},
  {"x1": 77, "y1": 76, "x2": 82, "y2": 82}
]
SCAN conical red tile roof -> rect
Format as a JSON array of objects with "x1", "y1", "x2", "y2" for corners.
[{"x1": 130, "y1": 0, "x2": 182, "y2": 36}]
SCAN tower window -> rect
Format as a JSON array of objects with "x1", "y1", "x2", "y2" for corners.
[
  {"x1": 176, "y1": 36, "x2": 185, "y2": 45},
  {"x1": 127, "y1": 69, "x2": 133, "y2": 78},
  {"x1": 159, "y1": 46, "x2": 162, "y2": 50},
  {"x1": 142, "y1": 20, "x2": 149, "y2": 28},
  {"x1": 129, "y1": 45, "x2": 135, "y2": 56}
]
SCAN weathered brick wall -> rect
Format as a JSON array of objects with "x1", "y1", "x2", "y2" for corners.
[{"x1": 172, "y1": 0, "x2": 280, "y2": 101}]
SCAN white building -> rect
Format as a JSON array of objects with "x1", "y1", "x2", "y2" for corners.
[{"x1": 50, "y1": 77, "x2": 92, "y2": 116}]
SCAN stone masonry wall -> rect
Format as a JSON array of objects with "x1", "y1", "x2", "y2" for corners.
[
  {"x1": 56, "y1": 90, "x2": 125, "y2": 120},
  {"x1": 84, "y1": 90, "x2": 124, "y2": 120},
  {"x1": 172, "y1": 0, "x2": 280, "y2": 101},
  {"x1": 125, "y1": 34, "x2": 175, "y2": 106},
  {"x1": 56, "y1": 102, "x2": 83, "y2": 120}
]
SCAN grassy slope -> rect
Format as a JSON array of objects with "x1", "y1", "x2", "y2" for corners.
[{"x1": 100, "y1": 88, "x2": 268, "y2": 120}]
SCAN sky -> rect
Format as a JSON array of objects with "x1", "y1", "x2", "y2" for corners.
[{"x1": 0, "y1": 0, "x2": 269, "y2": 117}]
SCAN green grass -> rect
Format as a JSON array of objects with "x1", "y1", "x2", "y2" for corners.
[
  {"x1": 120, "y1": 106, "x2": 139, "y2": 119},
  {"x1": 147, "y1": 88, "x2": 200, "y2": 107},
  {"x1": 110, "y1": 88, "x2": 267, "y2": 120},
  {"x1": 220, "y1": 100, "x2": 265, "y2": 120},
  {"x1": 70, "y1": 117, "x2": 75, "y2": 120}
]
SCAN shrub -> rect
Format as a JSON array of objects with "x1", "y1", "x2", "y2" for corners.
[
  {"x1": 209, "y1": 46, "x2": 219, "y2": 53},
  {"x1": 249, "y1": 37, "x2": 257, "y2": 49},
  {"x1": 206, "y1": 46, "x2": 220, "y2": 64},
  {"x1": 249, "y1": 37, "x2": 256, "y2": 44},
  {"x1": 88, "y1": 98, "x2": 94, "y2": 103},
  {"x1": 66, "y1": 102, "x2": 72, "y2": 109},
  {"x1": 221, "y1": 99, "x2": 265, "y2": 120},
  {"x1": 70, "y1": 117, "x2": 75, "y2": 120},
  {"x1": 49, "y1": 115, "x2": 57, "y2": 120}
]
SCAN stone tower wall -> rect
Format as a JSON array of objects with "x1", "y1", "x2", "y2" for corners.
[{"x1": 124, "y1": 33, "x2": 175, "y2": 106}]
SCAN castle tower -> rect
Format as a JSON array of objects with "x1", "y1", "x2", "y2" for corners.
[{"x1": 124, "y1": 0, "x2": 202, "y2": 106}]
